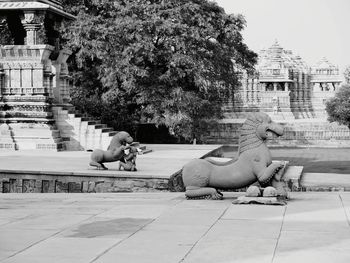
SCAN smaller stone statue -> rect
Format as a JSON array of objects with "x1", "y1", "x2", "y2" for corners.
[
  {"x1": 119, "y1": 144, "x2": 140, "y2": 171},
  {"x1": 89, "y1": 131, "x2": 134, "y2": 170}
]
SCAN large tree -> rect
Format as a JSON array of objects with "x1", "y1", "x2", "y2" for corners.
[
  {"x1": 326, "y1": 84, "x2": 350, "y2": 127},
  {"x1": 61, "y1": 0, "x2": 257, "y2": 142}
]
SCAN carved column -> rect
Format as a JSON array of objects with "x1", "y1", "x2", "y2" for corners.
[
  {"x1": 273, "y1": 82, "x2": 277, "y2": 91},
  {"x1": 253, "y1": 78, "x2": 258, "y2": 104},
  {"x1": 0, "y1": 65, "x2": 3, "y2": 98},
  {"x1": 21, "y1": 11, "x2": 46, "y2": 45},
  {"x1": 284, "y1": 82, "x2": 288, "y2": 91}
]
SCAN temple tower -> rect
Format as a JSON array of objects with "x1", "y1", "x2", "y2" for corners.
[
  {"x1": 0, "y1": 0, "x2": 74, "y2": 150},
  {"x1": 257, "y1": 41, "x2": 298, "y2": 120},
  {"x1": 310, "y1": 57, "x2": 342, "y2": 119}
]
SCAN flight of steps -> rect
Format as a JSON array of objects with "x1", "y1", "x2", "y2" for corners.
[
  {"x1": 0, "y1": 122, "x2": 63, "y2": 151},
  {"x1": 52, "y1": 106, "x2": 117, "y2": 151}
]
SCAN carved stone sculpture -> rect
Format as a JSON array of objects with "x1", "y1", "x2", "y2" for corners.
[
  {"x1": 119, "y1": 145, "x2": 140, "y2": 171},
  {"x1": 89, "y1": 131, "x2": 134, "y2": 170},
  {"x1": 182, "y1": 112, "x2": 285, "y2": 199}
]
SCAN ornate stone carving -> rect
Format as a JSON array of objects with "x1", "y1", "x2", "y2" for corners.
[
  {"x1": 182, "y1": 112, "x2": 286, "y2": 200},
  {"x1": 20, "y1": 11, "x2": 47, "y2": 45},
  {"x1": 118, "y1": 145, "x2": 140, "y2": 171}
]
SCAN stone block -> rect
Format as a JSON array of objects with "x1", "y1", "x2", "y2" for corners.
[
  {"x1": 2, "y1": 181, "x2": 10, "y2": 193},
  {"x1": 87, "y1": 181, "x2": 96, "y2": 193},
  {"x1": 22, "y1": 179, "x2": 36, "y2": 193},
  {"x1": 41, "y1": 180, "x2": 50, "y2": 193},
  {"x1": 95, "y1": 181, "x2": 111, "y2": 193},
  {"x1": 154, "y1": 180, "x2": 169, "y2": 190},
  {"x1": 68, "y1": 182, "x2": 82, "y2": 193},
  {"x1": 132, "y1": 180, "x2": 147, "y2": 188},
  {"x1": 8, "y1": 179, "x2": 16, "y2": 193},
  {"x1": 81, "y1": 181, "x2": 89, "y2": 193},
  {"x1": 55, "y1": 181, "x2": 68, "y2": 193}
]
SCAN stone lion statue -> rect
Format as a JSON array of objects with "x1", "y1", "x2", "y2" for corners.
[
  {"x1": 89, "y1": 131, "x2": 134, "y2": 170},
  {"x1": 182, "y1": 112, "x2": 286, "y2": 199}
]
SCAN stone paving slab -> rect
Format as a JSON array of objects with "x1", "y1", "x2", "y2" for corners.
[{"x1": 0, "y1": 192, "x2": 350, "y2": 263}]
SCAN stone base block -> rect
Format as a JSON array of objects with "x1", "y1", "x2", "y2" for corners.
[
  {"x1": 232, "y1": 196, "x2": 287, "y2": 205},
  {"x1": 0, "y1": 123, "x2": 16, "y2": 150},
  {"x1": 0, "y1": 142, "x2": 16, "y2": 150},
  {"x1": 15, "y1": 139, "x2": 62, "y2": 151}
]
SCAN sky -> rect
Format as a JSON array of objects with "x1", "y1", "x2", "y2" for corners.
[{"x1": 214, "y1": 0, "x2": 350, "y2": 72}]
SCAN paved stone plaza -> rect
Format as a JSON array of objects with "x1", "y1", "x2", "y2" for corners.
[{"x1": 0, "y1": 192, "x2": 350, "y2": 263}]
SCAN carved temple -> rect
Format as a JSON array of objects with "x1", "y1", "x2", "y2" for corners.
[
  {"x1": 233, "y1": 41, "x2": 342, "y2": 120},
  {"x1": 0, "y1": 0, "x2": 118, "y2": 151},
  {"x1": 205, "y1": 41, "x2": 348, "y2": 145}
]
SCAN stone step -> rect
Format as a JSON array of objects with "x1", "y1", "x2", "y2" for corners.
[
  {"x1": 301, "y1": 173, "x2": 350, "y2": 191},
  {"x1": 53, "y1": 107, "x2": 118, "y2": 150},
  {"x1": 102, "y1": 128, "x2": 113, "y2": 133}
]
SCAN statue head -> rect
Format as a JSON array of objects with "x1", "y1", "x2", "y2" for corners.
[
  {"x1": 239, "y1": 112, "x2": 284, "y2": 154},
  {"x1": 117, "y1": 131, "x2": 134, "y2": 145}
]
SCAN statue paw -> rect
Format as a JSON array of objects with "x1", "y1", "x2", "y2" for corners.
[
  {"x1": 211, "y1": 190, "x2": 223, "y2": 200},
  {"x1": 246, "y1": 185, "x2": 261, "y2": 197},
  {"x1": 263, "y1": 186, "x2": 277, "y2": 197}
]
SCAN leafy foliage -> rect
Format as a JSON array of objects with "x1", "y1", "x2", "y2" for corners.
[
  {"x1": 344, "y1": 66, "x2": 350, "y2": 84},
  {"x1": 326, "y1": 84, "x2": 350, "y2": 127},
  {"x1": 61, "y1": 0, "x2": 257, "y2": 141}
]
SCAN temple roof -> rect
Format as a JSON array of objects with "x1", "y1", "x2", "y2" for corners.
[
  {"x1": 312, "y1": 57, "x2": 338, "y2": 70},
  {"x1": 258, "y1": 41, "x2": 308, "y2": 73},
  {"x1": 0, "y1": 0, "x2": 74, "y2": 19}
]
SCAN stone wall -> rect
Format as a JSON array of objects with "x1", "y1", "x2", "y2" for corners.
[
  {"x1": 0, "y1": 172, "x2": 170, "y2": 193},
  {"x1": 204, "y1": 119, "x2": 350, "y2": 146}
]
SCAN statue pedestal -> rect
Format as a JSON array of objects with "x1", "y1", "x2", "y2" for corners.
[
  {"x1": 0, "y1": 124, "x2": 16, "y2": 150},
  {"x1": 232, "y1": 196, "x2": 287, "y2": 205},
  {"x1": 0, "y1": 45, "x2": 63, "y2": 150}
]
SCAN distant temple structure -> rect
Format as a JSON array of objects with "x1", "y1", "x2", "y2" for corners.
[
  {"x1": 233, "y1": 41, "x2": 342, "y2": 120},
  {"x1": 205, "y1": 41, "x2": 349, "y2": 145}
]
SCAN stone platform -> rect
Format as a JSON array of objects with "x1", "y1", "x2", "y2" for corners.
[
  {"x1": 1, "y1": 144, "x2": 350, "y2": 194},
  {"x1": 0, "y1": 144, "x2": 220, "y2": 193}
]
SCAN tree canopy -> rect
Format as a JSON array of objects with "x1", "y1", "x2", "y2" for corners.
[
  {"x1": 61, "y1": 0, "x2": 257, "y2": 141},
  {"x1": 326, "y1": 84, "x2": 350, "y2": 127}
]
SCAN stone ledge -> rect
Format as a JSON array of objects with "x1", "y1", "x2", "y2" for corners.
[
  {"x1": 301, "y1": 172, "x2": 350, "y2": 191},
  {"x1": 0, "y1": 172, "x2": 170, "y2": 193},
  {"x1": 0, "y1": 169, "x2": 172, "y2": 180}
]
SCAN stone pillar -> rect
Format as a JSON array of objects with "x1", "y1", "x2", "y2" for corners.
[
  {"x1": 0, "y1": 67, "x2": 3, "y2": 97},
  {"x1": 247, "y1": 78, "x2": 253, "y2": 103},
  {"x1": 284, "y1": 82, "x2": 288, "y2": 91},
  {"x1": 253, "y1": 78, "x2": 258, "y2": 104},
  {"x1": 273, "y1": 82, "x2": 277, "y2": 91},
  {"x1": 21, "y1": 11, "x2": 46, "y2": 45}
]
